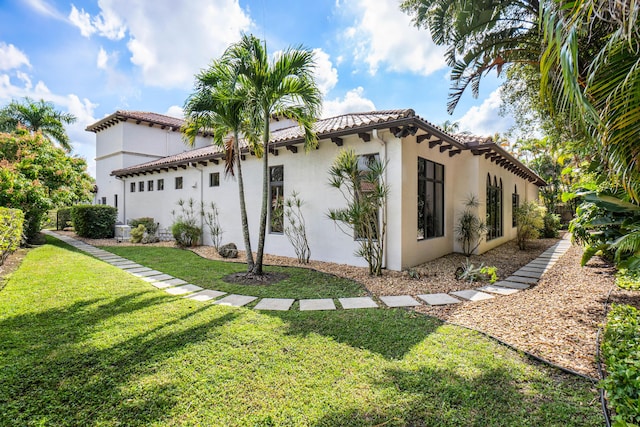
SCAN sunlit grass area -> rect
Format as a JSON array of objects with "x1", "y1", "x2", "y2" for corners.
[{"x1": 0, "y1": 236, "x2": 602, "y2": 426}]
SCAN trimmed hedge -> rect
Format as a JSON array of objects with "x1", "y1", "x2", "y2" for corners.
[
  {"x1": 0, "y1": 207, "x2": 24, "y2": 265},
  {"x1": 602, "y1": 304, "x2": 640, "y2": 425},
  {"x1": 71, "y1": 205, "x2": 117, "y2": 239}
]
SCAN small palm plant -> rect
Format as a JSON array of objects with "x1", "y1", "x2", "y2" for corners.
[{"x1": 454, "y1": 195, "x2": 487, "y2": 256}]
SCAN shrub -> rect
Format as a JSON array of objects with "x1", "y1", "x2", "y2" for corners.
[
  {"x1": 602, "y1": 304, "x2": 640, "y2": 425},
  {"x1": 455, "y1": 258, "x2": 498, "y2": 283},
  {"x1": 515, "y1": 202, "x2": 545, "y2": 250},
  {"x1": 202, "y1": 202, "x2": 223, "y2": 251},
  {"x1": 129, "y1": 217, "x2": 158, "y2": 235},
  {"x1": 130, "y1": 224, "x2": 146, "y2": 244},
  {"x1": 56, "y1": 207, "x2": 72, "y2": 230},
  {"x1": 172, "y1": 221, "x2": 201, "y2": 247},
  {"x1": 0, "y1": 207, "x2": 24, "y2": 265},
  {"x1": 284, "y1": 192, "x2": 310, "y2": 264},
  {"x1": 454, "y1": 195, "x2": 487, "y2": 256},
  {"x1": 171, "y1": 198, "x2": 201, "y2": 247},
  {"x1": 541, "y1": 212, "x2": 561, "y2": 238},
  {"x1": 70, "y1": 205, "x2": 116, "y2": 239}
]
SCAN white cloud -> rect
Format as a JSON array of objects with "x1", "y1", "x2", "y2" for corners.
[
  {"x1": 68, "y1": 3, "x2": 126, "y2": 40},
  {"x1": 165, "y1": 105, "x2": 184, "y2": 119},
  {"x1": 341, "y1": 0, "x2": 447, "y2": 76},
  {"x1": 322, "y1": 87, "x2": 376, "y2": 118},
  {"x1": 24, "y1": 0, "x2": 67, "y2": 20},
  {"x1": 69, "y1": 0, "x2": 252, "y2": 88},
  {"x1": 0, "y1": 43, "x2": 31, "y2": 71},
  {"x1": 97, "y1": 48, "x2": 109, "y2": 69},
  {"x1": 313, "y1": 48, "x2": 338, "y2": 96},
  {"x1": 457, "y1": 88, "x2": 514, "y2": 137}
]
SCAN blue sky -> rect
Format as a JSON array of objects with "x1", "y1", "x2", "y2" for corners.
[{"x1": 0, "y1": 0, "x2": 513, "y2": 177}]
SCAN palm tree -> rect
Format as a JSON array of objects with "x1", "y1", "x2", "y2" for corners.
[
  {"x1": 229, "y1": 34, "x2": 322, "y2": 276},
  {"x1": 439, "y1": 120, "x2": 459, "y2": 133},
  {"x1": 0, "y1": 97, "x2": 76, "y2": 151},
  {"x1": 401, "y1": 0, "x2": 541, "y2": 113},
  {"x1": 183, "y1": 59, "x2": 257, "y2": 272},
  {"x1": 540, "y1": 0, "x2": 640, "y2": 203}
]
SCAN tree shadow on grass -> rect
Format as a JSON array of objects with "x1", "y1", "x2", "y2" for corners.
[
  {"x1": 270, "y1": 308, "x2": 442, "y2": 360},
  {"x1": 0, "y1": 290, "x2": 239, "y2": 426},
  {"x1": 310, "y1": 364, "x2": 601, "y2": 427}
]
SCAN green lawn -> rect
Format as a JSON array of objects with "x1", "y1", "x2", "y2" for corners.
[
  {"x1": 100, "y1": 246, "x2": 366, "y2": 299},
  {"x1": 0, "y1": 237, "x2": 603, "y2": 426}
]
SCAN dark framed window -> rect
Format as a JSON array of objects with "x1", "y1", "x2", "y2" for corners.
[
  {"x1": 209, "y1": 172, "x2": 220, "y2": 187},
  {"x1": 101, "y1": 196, "x2": 107, "y2": 205},
  {"x1": 269, "y1": 166, "x2": 284, "y2": 233},
  {"x1": 417, "y1": 157, "x2": 444, "y2": 240},
  {"x1": 138, "y1": 181, "x2": 144, "y2": 192},
  {"x1": 355, "y1": 153, "x2": 381, "y2": 240},
  {"x1": 487, "y1": 175, "x2": 503, "y2": 240},
  {"x1": 175, "y1": 177, "x2": 183, "y2": 190},
  {"x1": 512, "y1": 185, "x2": 519, "y2": 227},
  {"x1": 130, "y1": 182, "x2": 136, "y2": 192},
  {"x1": 148, "y1": 180, "x2": 154, "y2": 191},
  {"x1": 114, "y1": 194, "x2": 118, "y2": 208},
  {"x1": 157, "y1": 179, "x2": 164, "y2": 191}
]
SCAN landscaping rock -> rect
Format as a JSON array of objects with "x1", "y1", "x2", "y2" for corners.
[{"x1": 218, "y1": 243, "x2": 238, "y2": 258}]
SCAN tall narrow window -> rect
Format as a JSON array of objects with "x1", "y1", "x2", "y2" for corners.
[
  {"x1": 269, "y1": 166, "x2": 284, "y2": 233},
  {"x1": 486, "y1": 175, "x2": 503, "y2": 240},
  {"x1": 417, "y1": 157, "x2": 444, "y2": 240},
  {"x1": 148, "y1": 180, "x2": 154, "y2": 191},
  {"x1": 130, "y1": 182, "x2": 136, "y2": 193},
  {"x1": 114, "y1": 194, "x2": 118, "y2": 208},
  {"x1": 138, "y1": 181, "x2": 144, "y2": 192},
  {"x1": 175, "y1": 176, "x2": 183, "y2": 190},
  {"x1": 157, "y1": 179, "x2": 164, "y2": 191},
  {"x1": 209, "y1": 172, "x2": 220, "y2": 187},
  {"x1": 512, "y1": 185, "x2": 519, "y2": 227},
  {"x1": 101, "y1": 196, "x2": 107, "y2": 205}
]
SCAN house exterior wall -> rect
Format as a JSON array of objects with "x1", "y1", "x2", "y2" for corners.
[{"x1": 94, "y1": 119, "x2": 541, "y2": 271}]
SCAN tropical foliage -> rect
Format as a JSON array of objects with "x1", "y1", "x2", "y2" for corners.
[
  {"x1": 328, "y1": 149, "x2": 389, "y2": 276},
  {"x1": 183, "y1": 34, "x2": 321, "y2": 275},
  {"x1": 0, "y1": 207, "x2": 23, "y2": 265},
  {"x1": 515, "y1": 201, "x2": 545, "y2": 250},
  {"x1": 284, "y1": 192, "x2": 310, "y2": 264},
  {"x1": 0, "y1": 130, "x2": 93, "y2": 241},
  {"x1": 454, "y1": 195, "x2": 487, "y2": 256},
  {"x1": 171, "y1": 198, "x2": 201, "y2": 248},
  {"x1": 0, "y1": 97, "x2": 76, "y2": 152}
]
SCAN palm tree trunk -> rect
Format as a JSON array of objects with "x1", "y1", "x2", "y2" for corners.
[
  {"x1": 252, "y1": 113, "x2": 270, "y2": 275},
  {"x1": 234, "y1": 131, "x2": 254, "y2": 272}
]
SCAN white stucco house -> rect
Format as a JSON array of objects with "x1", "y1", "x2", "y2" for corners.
[{"x1": 88, "y1": 109, "x2": 545, "y2": 271}]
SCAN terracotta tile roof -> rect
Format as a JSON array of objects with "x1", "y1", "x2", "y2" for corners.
[
  {"x1": 86, "y1": 110, "x2": 185, "y2": 132},
  {"x1": 107, "y1": 108, "x2": 545, "y2": 186}
]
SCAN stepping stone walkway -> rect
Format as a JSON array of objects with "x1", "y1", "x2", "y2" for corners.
[{"x1": 43, "y1": 231, "x2": 572, "y2": 312}]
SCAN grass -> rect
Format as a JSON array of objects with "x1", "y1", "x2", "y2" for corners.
[
  {"x1": 99, "y1": 245, "x2": 367, "y2": 299},
  {"x1": 0, "y1": 236, "x2": 604, "y2": 426}
]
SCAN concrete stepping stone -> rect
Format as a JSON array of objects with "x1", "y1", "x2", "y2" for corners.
[
  {"x1": 477, "y1": 285, "x2": 520, "y2": 296},
  {"x1": 160, "y1": 278, "x2": 188, "y2": 286},
  {"x1": 299, "y1": 298, "x2": 336, "y2": 311},
  {"x1": 494, "y1": 280, "x2": 530, "y2": 290},
  {"x1": 512, "y1": 270, "x2": 544, "y2": 279},
  {"x1": 185, "y1": 289, "x2": 227, "y2": 302},
  {"x1": 115, "y1": 263, "x2": 142, "y2": 270},
  {"x1": 165, "y1": 284, "x2": 203, "y2": 295},
  {"x1": 254, "y1": 298, "x2": 295, "y2": 311},
  {"x1": 151, "y1": 280, "x2": 177, "y2": 289},
  {"x1": 213, "y1": 294, "x2": 258, "y2": 307},
  {"x1": 378, "y1": 295, "x2": 421, "y2": 307},
  {"x1": 108, "y1": 260, "x2": 134, "y2": 266},
  {"x1": 417, "y1": 293, "x2": 461, "y2": 306},
  {"x1": 338, "y1": 297, "x2": 378, "y2": 309},
  {"x1": 146, "y1": 274, "x2": 174, "y2": 282},
  {"x1": 450, "y1": 289, "x2": 494, "y2": 302},
  {"x1": 125, "y1": 267, "x2": 153, "y2": 274},
  {"x1": 132, "y1": 269, "x2": 164, "y2": 277},
  {"x1": 506, "y1": 275, "x2": 538, "y2": 284}
]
